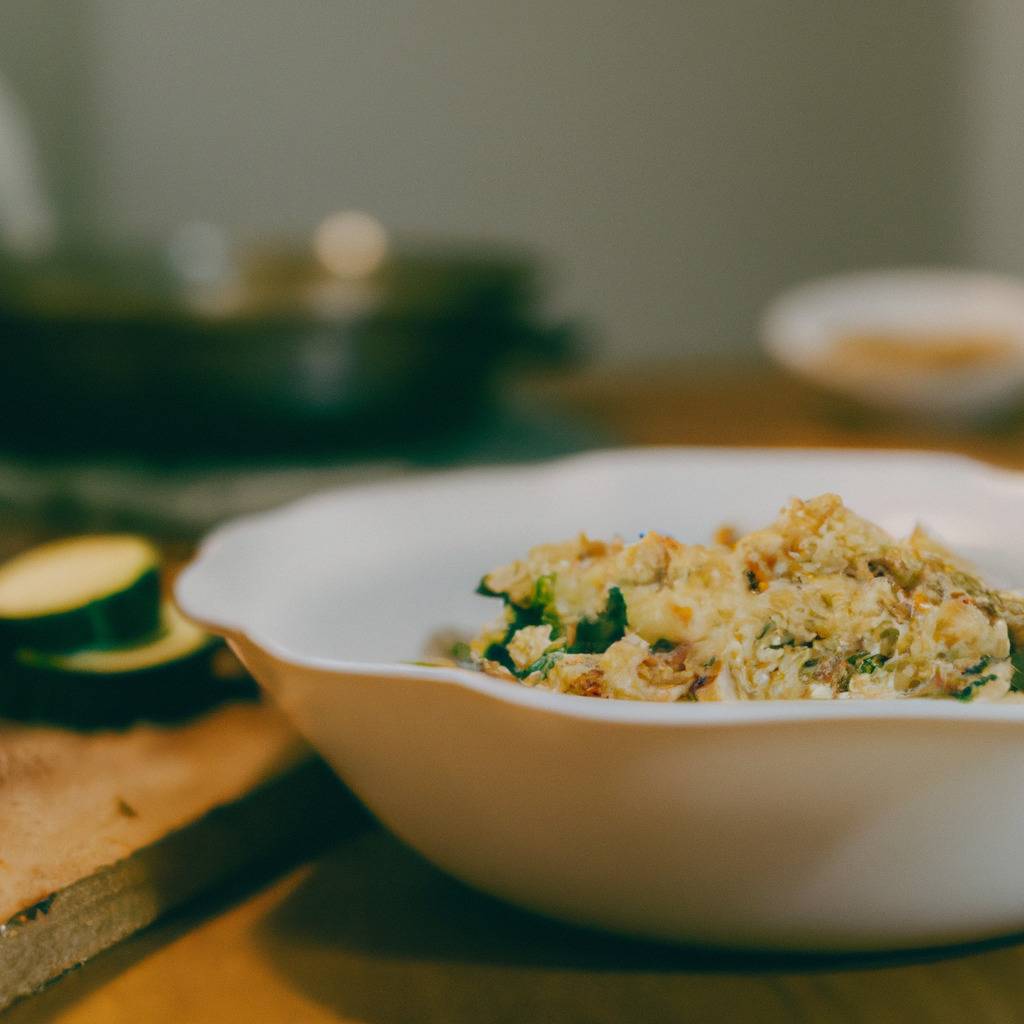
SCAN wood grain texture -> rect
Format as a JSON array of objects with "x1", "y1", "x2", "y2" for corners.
[
  {"x1": 0, "y1": 701, "x2": 341, "y2": 1011},
  {"x1": 1, "y1": 757, "x2": 359, "y2": 1012},
  {"x1": 0, "y1": 702, "x2": 303, "y2": 924}
]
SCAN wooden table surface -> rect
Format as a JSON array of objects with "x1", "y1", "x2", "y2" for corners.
[{"x1": 10, "y1": 361, "x2": 1024, "y2": 1023}]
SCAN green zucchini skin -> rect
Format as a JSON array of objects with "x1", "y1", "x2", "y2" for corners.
[
  {"x1": 0, "y1": 567, "x2": 161, "y2": 654},
  {"x1": 0, "y1": 641, "x2": 258, "y2": 730}
]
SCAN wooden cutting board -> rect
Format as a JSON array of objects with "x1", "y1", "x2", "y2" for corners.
[{"x1": 0, "y1": 700, "x2": 358, "y2": 1011}]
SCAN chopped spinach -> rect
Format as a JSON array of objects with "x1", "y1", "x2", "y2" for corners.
[
  {"x1": 745, "y1": 569, "x2": 760, "y2": 592},
  {"x1": 477, "y1": 571, "x2": 561, "y2": 634},
  {"x1": 802, "y1": 658, "x2": 819, "y2": 669},
  {"x1": 756, "y1": 620, "x2": 776, "y2": 640},
  {"x1": 502, "y1": 573, "x2": 563, "y2": 640},
  {"x1": 651, "y1": 639, "x2": 676, "y2": 653},
  {"x1": 569, "y1": 586, "x2": 628, "y2": 654},
  {"x1": 476, "y1": 576, "x2": 505, "y2": 598},
  {"x1": 846, "y1": 652, "x2": 890, "y2": 675},
  {"x1": 482, "y1": 639, "x2": 564, "y2": 678},
  {"x1": 506, "y1": 601, "x2": 541, "y2": 634},
  {"x1": 1013, "y1": 641, "x2": 1024, "y2": 691},
  {"x1": 520, "y1": 650, "x2": 564, "y2": 679},
  {"x1": 483, "y1": 642, "x2": 516, "y2": 672},
  {"x1": 532, "y1": 574, "x2": 563, "y2": 635},
  {"x1": 963, "y1": 655, "x2": 992, "y2": 676},
  {"x1": 955, "y1": 674, "x2": 998, "y2": 702},
  {"x1": 956, "y1": 655, "x2": 1001, "y2": 700}
]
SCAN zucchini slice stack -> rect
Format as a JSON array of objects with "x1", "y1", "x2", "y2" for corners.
[{"x1": 0, "y1": 535, "x2": 256, "y2": 729}]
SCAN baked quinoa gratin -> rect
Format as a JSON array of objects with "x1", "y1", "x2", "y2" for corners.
[{"x1": 464, "y1": 494, "x2": 1024, "y2": 702}]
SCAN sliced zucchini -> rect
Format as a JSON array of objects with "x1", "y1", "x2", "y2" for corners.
[
  {"x1": 0, "y1": 535, "x2": 161, "y2": 652},
  {"x1": 16, "y1": 602, "x2": 210, "y2": 674},
  {"x1": 3, "y1": 602, "x2": 257, "y2": 729}
]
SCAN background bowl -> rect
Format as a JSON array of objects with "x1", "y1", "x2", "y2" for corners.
[
  {"x1": 761, "y1": 268, "x2": 1024, "y2": 422},
  {"x1": 176, "y1": 447, "x2": 1024, "y2": 952}
]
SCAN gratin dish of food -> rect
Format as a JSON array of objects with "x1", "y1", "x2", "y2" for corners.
[
  {"x1": 468, "y1": 494, "x2": 1024, "y2": 702},
  {"x1": 176, "y1": 449, "x2": 1024, "y2": 950}
]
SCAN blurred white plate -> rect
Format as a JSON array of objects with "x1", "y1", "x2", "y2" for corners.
[
  {"x1": 762, "y1": 268, "x2": 1024, "y2": 420},
  {"x1": 177, "y1": 447, "x2": 1024, "y2": 952}
]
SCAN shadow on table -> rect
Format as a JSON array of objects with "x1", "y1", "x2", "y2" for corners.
[{"x1": 255, "y1": 828, "x2": 1024, "y2": 1021}]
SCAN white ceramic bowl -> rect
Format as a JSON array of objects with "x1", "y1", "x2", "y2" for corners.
[
  {"x1": 176, "y1": 448, "x2": 1024, "y2": 953},
  {"x1": 761, "y1": 268, "x2": 1024, "y2": 420}
]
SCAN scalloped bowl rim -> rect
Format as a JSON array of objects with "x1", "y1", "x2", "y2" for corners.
[{"x1": 175, "y1": 445, "x2": 1024, "y2": 729}]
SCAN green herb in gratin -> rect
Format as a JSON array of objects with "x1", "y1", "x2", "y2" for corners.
[{"x1": 468, "y1": 495, "x2": 1024, "y2": 702}]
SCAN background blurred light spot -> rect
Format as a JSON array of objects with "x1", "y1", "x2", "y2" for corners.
[{"x1": 314, "y1": 210, "x2": 389, "y2": 279}]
